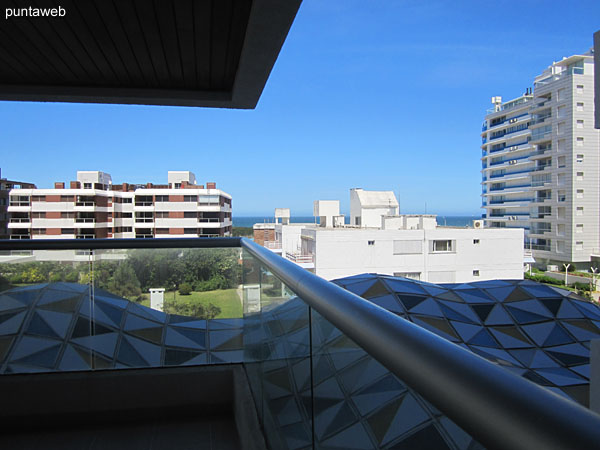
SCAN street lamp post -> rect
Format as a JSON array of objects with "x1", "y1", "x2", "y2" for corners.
[
  {"x1": 563, "y1": 264, "x2": 570, "y2": 286},
  {"x1": 591, "y1": 267, "x2": 598, "y2": 294}
]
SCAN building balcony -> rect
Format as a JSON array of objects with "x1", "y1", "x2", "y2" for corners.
[{"x1": 0, "y1": 237, "x2": 599, "y2": 449}]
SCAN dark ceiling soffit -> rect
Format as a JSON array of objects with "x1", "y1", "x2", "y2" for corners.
[{"x1": 0, "y1": 0, "x2": 302, "y2": 109}]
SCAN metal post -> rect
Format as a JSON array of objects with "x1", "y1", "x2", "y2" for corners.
[{"x1": 563, "y1": 263, "x2": 570, "y2": 286}]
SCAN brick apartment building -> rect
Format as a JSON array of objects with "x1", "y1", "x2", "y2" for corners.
[{"x1": 7, "y1": 171, "x2": 232, "y2": 239}]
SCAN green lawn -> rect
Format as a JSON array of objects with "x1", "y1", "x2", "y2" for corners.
[{"x1": 139, "y1": 288, "x2": 242, "y2": 318}]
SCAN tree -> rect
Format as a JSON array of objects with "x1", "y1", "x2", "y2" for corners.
[
  {"x1": 205, "y1": 303, "x2": 221, "y2": 320},
  {"x1": 109, "y1": 262, "x2": 142, "y2": 300},
  {"x1": 179, "y1": 282, "x2": 192, "y2": 295}
]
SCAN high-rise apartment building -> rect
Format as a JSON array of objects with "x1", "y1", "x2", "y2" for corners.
[
  {"x1": 7, "y1": 171, "x2": 232, "y2": 239},
  {"x1": 481, "y1": 51, "x2": 599, "y2": 268}
]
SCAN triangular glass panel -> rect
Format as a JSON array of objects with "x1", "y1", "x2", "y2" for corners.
[
  {"x1": 563, "y1": 320, "x2": 600, "y2": 341},
  {"x1": 451, "y1": 321, "x2": 483, "y2": 342},
  {"x1": 0, "y1": 336, "x2": 15, "y2": 362},
  {"x1": 410, "y1": 297, "x2": 443, "y2": 317},
  {"x1": 509, "y1": 348, "x2": 536, "y2": 367},
  {"x1": 210, "y1": 330, "x2": 243, "y2": 351},
  {"x1": 439, "y1": 301, "x2": 480, "y2": 323},
  {"x1": 116, "y1": 336, "x2": 148, "y2": 367},
  {"x1": 59, "y1": 344, "x2": 92, "y2": 371},
  {"x1": 0, "y1": 295, "x2": 27, "y2": 312},
  {"x1": 530, "y1": 350, "x2": 560, "y2": 369},
  {"x1": 572, "y1": 300, "x2": 600, "y2": 320},
  {"x1": 320, "y1": 402, "x2": 358, "y2": 441},
  {"x1": 369, "y1": 294, "x2": 404, "y2": 314},
  {"x1": 522, "y1": 322, "x2": 555, "y2": 346},
  {"x1": 25, "y1": 312, "x2": 60, "y2": 339},
  {"x1": 320, "y1": 421, "x2": 374, "y2": 450},
  {"x1": 454, "y1": 289, "x2": 494, "y2": 304},
  {"x1": 165, "y1": 327, "x2": 205, "y2": 349},
  {"x1": 485, "y1": 305, "x2": 514, "y2": 326},
  {"x1": 490, "y1": 326, "x2": 532, "y2": 348},
  {"x1": 37, "y1": 295, "x2": 82, "y2": 313},
  {"x1": 436, "y1": 291, "x2": 463, "y2": 302},
  {"x1": 504, "y1": 287, "x2": 533, "y2": 302},
  {"x1": 388, "y1": 423, "x2": 451, "y2": 450},
  {"x1": 95, "y1": 300, "x2": 125, "y2": 327},
  {"x1": 127, "y1": 327, "x2": 164, "y2": 345},
  {"x1": 535, "y1": 367, "x2": 586, "y2": 386},
  {"x1": 383, "y1": 279, "x2": 426, "y2": 295},
  {"x1": 10, "y1": 335, "x2": 62, "y2": 360},
  {"x1": 342, "y1": 279, "x2": 380, "y2": 297},
  {"x1": 123, "y1": 335, "x2": 161, "y2": 366},
  {"x1": 538, "y1": 298, "x2": 563, "y2": 316},
  {"x1": 467, "y1": 329, "x2": 499, "y2": 348},
  {"x1": 0, "y1": 311, "x2": 26, "y2": 335},
  {"x1": 412, "y1": 317, "x2": 459, "y2": 341},
  {"x1": 471, "y1": 304, "x2": 495, "y2": 322},
  {"x1": 521, "y1": 284, "x2": 564, "y2": 299},
  {"x1": 397, "y1": 294, "x2": 426, "y2": 310},
  {"x1": 543, "y1": 324, "x2": 574, "y2": 346},
  {"x1": 380, "y1": 393, "x2": 430, "y2": 447},
  {"x1": 505, "y1": 305, "x2": 549, "y2": 324},
  {"x1": 164, "y1": 348, "x2": 205, "y2": 366},
  {"x1": 484, "y1": 286, "x2": 516, "y2": 302},
  {"x1": 12, "y1": 344, "x2": 61, "y2": 369},
  {"x1": 36, "y1": 309, "x2": 72, "y2": 339},
  {"x1": 71, "y1": 332, "x2": 118, "y2": 358},
  {"x1": 362, "y1": 280, "x2": 390, "y2": 299},
  {"x1": 557, "y1": 300, "x2": 584, "y2": 319}
]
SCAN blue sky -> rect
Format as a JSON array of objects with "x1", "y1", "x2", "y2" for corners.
[{"x1": 1, "y1": 0, "x2": 599, "y2": 216}]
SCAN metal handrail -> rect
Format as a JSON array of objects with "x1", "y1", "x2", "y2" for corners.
[{"x1": 0, "y1": 237, "x2": 599, "y2": 450}]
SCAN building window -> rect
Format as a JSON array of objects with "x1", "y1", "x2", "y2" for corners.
[
  {"x1": 557, "y1": 190, "x2": 566, "y2": 202},
  {"x1": 576, "y1": 172, "x2": 584, "y2": 181},
  {"x1": 576, "y1": 84, "x2": 584, "y2": 94},
  {"x1": 576, "y1": 224, "x2": 583, "y2": 233},
  {"x1": 557, "y1": 156, "x2": 566, "y2": 168},
  {"x1": 576, "y1": 137, "x2": 584, "y2": 146},
  {"x1": 60, "y1": 195, "x2": 75, "y2": 202},
  {"x1": 557, "y1": 122, "x2": 565, "y2": 135},
  {"x1": 557, "y1": 224, "x2": 565, "y2": 236},
  {"x1": 576, "y1": 154, "x2": 584, "y2": 163},
  {"x1": 355, "y1": 217, "x2": 361, "y2": 226},
  {"x1": 576, "y1": 189, "x2": 584, "y2": 199},
  {"x1": 393, "y1": 272, "x2": 421, "y2": 281},
  {"x1": 430, "y1": 240, "x2": 454, "y2": 253},
  {"x1": 155, "y1": 228, "x2": 169, "y2": 234},
  {"x1": 576, "y1": 120, "x2": 584, "y2": 129},
  {"x1": 61, "y1": 228, "x2": 74, "y2": 234},
  {"x1": 184, "y1": 212, "x2": 197, "y2": 219},
  {"x1": 556, "y1": 241, "x2": 564, "y2": 253},
  {"x1": 473, "y1": 239, "x2": 480, "y2": 244},
  {"x1": 83, "y1": 183, "x2": 92, "y2": 189},
  {"x1": 576, "y1": 241, "x2": 584, "y2": 251},
  {"x1": 393, "y1": 240, "x2": 422, "y2": 254},
  {"x1": 473, "y1": 270, "x2": 480, "y2": 277},
  {"x1": 557, "y1": 139, "x2": 565, "y2": 151},
  {"x1": 367, "y1": 240, "x2": 375, "y2": 246},
  {"x1": 576, "y1": 207, "x2": 584, "y2": 216},
  {"x1": 576, "y1": 102, "x2": 584, "y2": 111},
  {"x1": 557, "y1": 88, "x2": 565, "y2": 101},
  {"x1": 61, "y1": 212, "x2": 75, "y2": 218},
  {"x1": 155, "y1": 195, "x2": 169, "y2": 202}
]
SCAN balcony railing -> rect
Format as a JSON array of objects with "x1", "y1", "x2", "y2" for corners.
[
  {"x1": 264, "y1": 240, "x2": 282, "y2": 250},
  {"x1": 9, "y1": 218, "x2": 30, "y2": 223},
  {"x1": 0, "y1": 237, "x2": 599, "y2": 450}
]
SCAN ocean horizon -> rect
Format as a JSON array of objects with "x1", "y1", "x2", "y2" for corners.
[{"x1": 233, "y1": 215, "x2": 482, "y2": 228}]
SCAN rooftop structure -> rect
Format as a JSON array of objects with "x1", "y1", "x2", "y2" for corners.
[
  {"x1": 350, "y1": 188, "x2": 399, "y2": 227},
  {"x1": 7, "y1": 170, "x2": 232, "y2": 239}
]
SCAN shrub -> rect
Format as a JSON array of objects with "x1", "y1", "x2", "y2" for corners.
[{"x1": 179, "y1": 282, "x2": 192, "y2": 295}]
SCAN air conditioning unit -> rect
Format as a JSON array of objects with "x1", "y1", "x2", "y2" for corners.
[
  {"x1": 473, "y1": 220, "x2": 484, "y2": 229},
  {"x1": 509, "y1": 118, "x2": 518, "y2": 123},
  {"x1": 509, "y1": 160, "x2": 517, "y2": 165}
]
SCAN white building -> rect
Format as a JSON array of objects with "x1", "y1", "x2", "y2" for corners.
[
  {"x1": 258, "y1": 191, "x2": 524, "y2": 283},
  {"x1": 482, "y1": 51, "x2": 600, "y2": 268},
  {"x1": 350, "y1": 188, "x2": 399, "y2": 227},
  {"x1": 8, "y1": 170, "x2": 232, "y2": 239}
]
